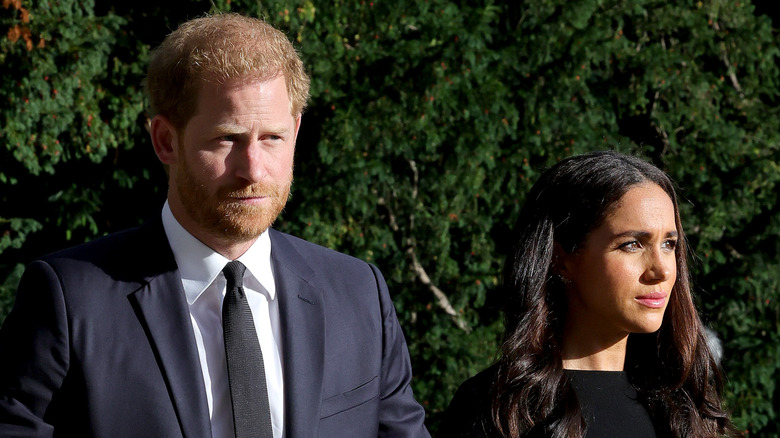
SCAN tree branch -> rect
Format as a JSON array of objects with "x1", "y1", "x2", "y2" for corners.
[
  {"x1": 649, "y1": 91, "x2": 671, "y2": 156},
  {"x1": 710, "y1": 19, "x2": 745, "y2": 99},
  {"x1": 407, "y1": 246, "x2": 471, "y2": 332},
  {"x1": 376, "y1": 160, "x2": 471, "y2": 332}
]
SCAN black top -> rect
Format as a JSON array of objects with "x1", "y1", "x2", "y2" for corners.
[
  {"x1": 439, "y1": 366, "x2": 659, "y2": 438},
  {"x1": 565, "y1": 369, "x2": 658, "y2": 438}
]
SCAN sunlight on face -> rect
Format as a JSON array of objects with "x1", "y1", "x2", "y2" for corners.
[
  {"x1": 563, "y1": 183, "x2": 678, "y2": 341},
  {"x1": 169, "y1": 75, "x2": 299, "y2": 248}
]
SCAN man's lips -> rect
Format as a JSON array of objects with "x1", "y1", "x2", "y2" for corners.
[
  {"x1": 635, "y1": 292, "x2": 668, "y2": 309},
  {"x1": 220, "y1": 192, "x2": 272, "y2": 207},
  {"x1": 230, "y1": 195, "x2": 269, "y2": 205}
]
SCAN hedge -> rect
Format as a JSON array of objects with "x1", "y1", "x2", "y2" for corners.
[{"x1": 1, "y1": 0, "x2": 778, "y2": 435}]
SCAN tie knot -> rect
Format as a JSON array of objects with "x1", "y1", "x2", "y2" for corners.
[{"x1": 223, "y1": 260, "x2": 246, "y2": 291}]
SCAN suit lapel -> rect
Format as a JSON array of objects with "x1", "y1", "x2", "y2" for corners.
[
  {"x1": 270, "y1": 229, "x2": 325, "y2": 437},
  {"x1": 128, "y1": 220, "x2": 212, "y2": 438}
]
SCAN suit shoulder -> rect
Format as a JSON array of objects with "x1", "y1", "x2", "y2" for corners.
[
  {"x1": 36, "y1": 221, "x2": 172, "y2": 282},
  {"x1": 41, "y1": 225, "x2": 146, "y2": 263},
  {"x1": 269, "y1": 228, "x2": 372, "y2": 268}
]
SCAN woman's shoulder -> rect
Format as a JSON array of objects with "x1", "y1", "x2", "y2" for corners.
[
  {"x1": 439, "y1": 364, "x2": 501, "y2": 438},
  {"x1": 455, "y1": 364, "x2": 499, "y2": 399}
]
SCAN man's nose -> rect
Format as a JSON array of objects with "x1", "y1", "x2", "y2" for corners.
[{"x1": 235, "y1": 140, "x2": 267, "y2": 183}]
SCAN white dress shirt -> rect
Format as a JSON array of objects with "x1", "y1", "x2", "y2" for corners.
[{"x1": 162, "y1": 202, "x2": 284, "y2": 438}]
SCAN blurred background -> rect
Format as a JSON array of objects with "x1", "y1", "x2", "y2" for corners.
[{"x1": 1, "y1": 0, "x2": 778, "y2": 435}]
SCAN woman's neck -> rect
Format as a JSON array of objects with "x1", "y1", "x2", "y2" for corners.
[{"x1": 561, "y1": 322, "x2": 629, "y2": 371}]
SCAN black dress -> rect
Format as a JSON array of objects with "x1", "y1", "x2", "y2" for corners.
[{"x1": 439, "y1": 366, "x2": 659, "y2": 438}]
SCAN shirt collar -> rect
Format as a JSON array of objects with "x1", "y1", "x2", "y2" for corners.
[{"x1": 161, "y1": 201, "x2": 276, "y2": 305}]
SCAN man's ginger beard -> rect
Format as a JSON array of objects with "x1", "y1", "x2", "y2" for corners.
[{"x1": 173, "y1": 142, "x2": 292, "y2": 244}]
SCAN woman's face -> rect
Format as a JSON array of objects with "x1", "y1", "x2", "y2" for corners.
[{"x1": 562, "y1": 183, "x2": 678, "y2": 341}]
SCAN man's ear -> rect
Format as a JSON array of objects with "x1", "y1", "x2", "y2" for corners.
[
  {"x1": 293, "y1": 114, "x2": 302, "y2": 144},
  {"x1": 150, "y1": 115, "x2": 179, "y2": 165}
]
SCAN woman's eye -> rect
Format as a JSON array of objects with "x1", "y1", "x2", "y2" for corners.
[
  {"x1": 619, "y1": 241, "x2": 641, "y2": 251},
  {"x1": 662, "y1": 239, "x2": 678, "y2": 251}
]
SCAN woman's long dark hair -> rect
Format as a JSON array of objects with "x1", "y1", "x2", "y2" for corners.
[{"x1": 491, "y1": 150, "x2": 738, "y2": 437}]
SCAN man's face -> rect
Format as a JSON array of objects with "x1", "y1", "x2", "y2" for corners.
[{"x1": 167, "y1": 75, "x2": 300, "y2": 249}]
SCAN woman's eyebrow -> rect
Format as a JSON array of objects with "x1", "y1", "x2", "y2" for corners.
[{"x1": 612, "y1": 230, "x2": 678, "y2": 239}]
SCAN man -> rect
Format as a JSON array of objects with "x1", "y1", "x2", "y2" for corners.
[{"x1": 0, "y1": 13, "x2": 430, "y2": 438}]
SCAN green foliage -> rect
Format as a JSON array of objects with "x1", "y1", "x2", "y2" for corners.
[
  {"x1": 0, "y1": 0, "x2": 184, "y2": 315},
  {"x1": 1, "y1": 0, "x2": 778, "y2": 436},
  {"x1": 1, "y1": 0, "x2": 161, "y2": 256}
]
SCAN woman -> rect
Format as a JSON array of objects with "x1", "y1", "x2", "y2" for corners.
[{"x1": 442, "y1": 151, "x2": 739, "y2": 437}]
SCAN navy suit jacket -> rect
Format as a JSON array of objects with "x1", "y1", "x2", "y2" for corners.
[{"x1": 0, "y1": 219, "x2": 430, "y2": 437}]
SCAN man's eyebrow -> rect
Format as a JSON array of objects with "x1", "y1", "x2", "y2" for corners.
[
  {"x1": 213, "y1": 124, "x2": 248, "y2": 135},
  {"x1": 212, "y1": 124, "x2": 291, "y2": 135}
]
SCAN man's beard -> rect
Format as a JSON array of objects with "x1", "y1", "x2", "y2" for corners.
[{"x1": 174, "y1": 156, "x2": 291, "y2": 244}]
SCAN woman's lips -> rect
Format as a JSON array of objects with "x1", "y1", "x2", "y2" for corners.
[{"x1": 635, "y1": 292, "x2": 668, "y2": 309}]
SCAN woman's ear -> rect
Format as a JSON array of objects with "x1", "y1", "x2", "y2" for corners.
[
  {"x1": 150, "y1": 115, "x2": 179, "y2": 165},
  {"x1": 553, "y1": 242, "x2": 574, "y2": 283}
]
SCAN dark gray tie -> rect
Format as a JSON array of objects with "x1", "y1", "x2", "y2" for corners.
[{"x1": 222, "y1": 260, "x2": 273, "y2": 438}]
